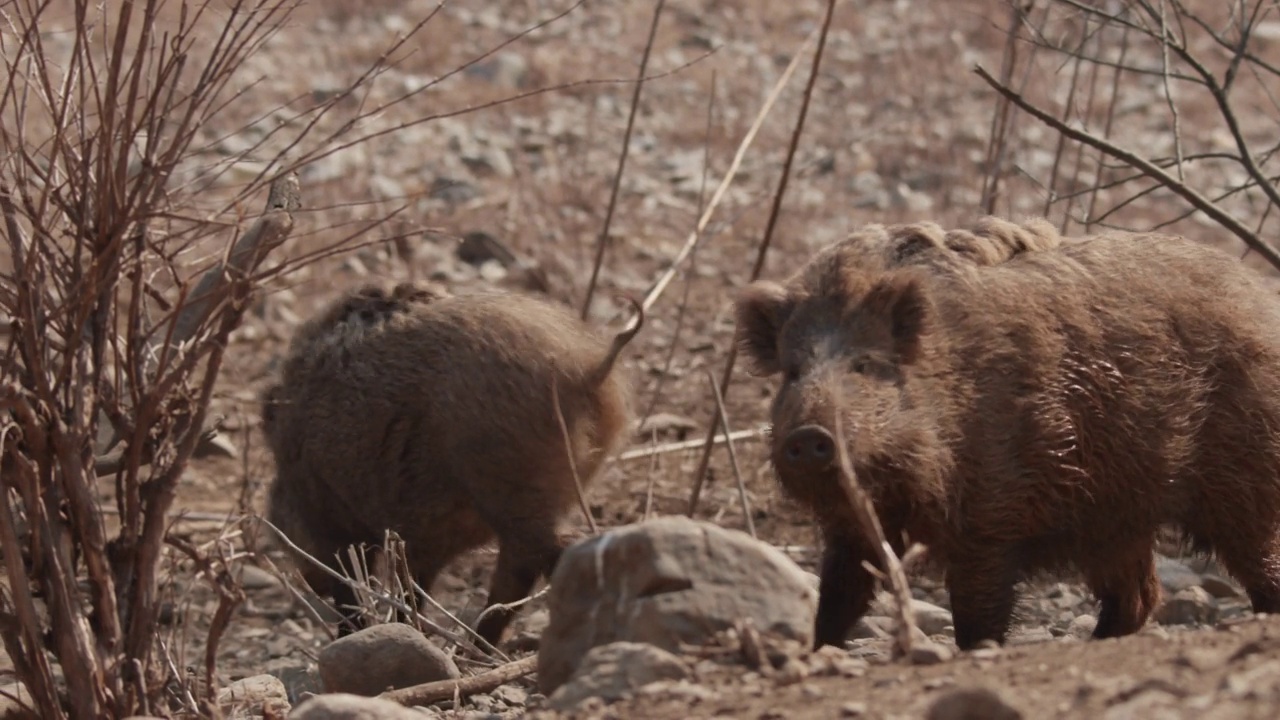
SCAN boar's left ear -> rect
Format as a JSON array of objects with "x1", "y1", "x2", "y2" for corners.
[
  {"x1": 864, "y1": 275, "x2": 928, "y2": 365},
  {"x1": 734, "y1": 282, "x2": 793, "y2": 376}
]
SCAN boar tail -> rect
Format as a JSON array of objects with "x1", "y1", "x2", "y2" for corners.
[{"x1": 587, "y1": 295, "x2": 645, "y2": 387}]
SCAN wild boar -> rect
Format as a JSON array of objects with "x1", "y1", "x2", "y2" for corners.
[
  {"x1": 261, "y1": 281, "x2": 642, "y2": 647},
  {"x1": 735, "y1": 218, "x2": 1280, "y2": 650}
]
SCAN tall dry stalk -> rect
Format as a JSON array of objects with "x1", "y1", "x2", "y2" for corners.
[{"x1": 0, "y1": 0, "x2": 603, "y2": 715}]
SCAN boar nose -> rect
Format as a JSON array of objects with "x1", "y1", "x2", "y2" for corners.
[{"x1": 780, "y1": 424, "x2": 836, "y2": 473}]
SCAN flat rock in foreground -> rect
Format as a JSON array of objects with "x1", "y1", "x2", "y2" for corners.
[{"x1": 537, "y1": 516, "x2": 818, "y2": 695}]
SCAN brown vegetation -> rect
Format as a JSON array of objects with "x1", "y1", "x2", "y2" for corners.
[
  {"x1": 736, "y1": 217, "x2": 1280, "y2": 650},
  {"x1": 261, "y1": 281, "x2": 642, "y2": 648}
]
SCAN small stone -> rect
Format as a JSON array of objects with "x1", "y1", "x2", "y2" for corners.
[
  {"x1": 1007, "y1": 627, "x2": 1054, "y2": 645},
  {"x1": 456, "y1": 231, "x2": 516, "y2": 267},
  {"x1": 237, "y1": 564, "x2": 283, "y2": 591},
  {"x1": 634, "y1": 412, "x2": 700, "y2": 440},
  {"x1": 910, "y1": 640, "x2": 954, "y2": 665},
  {"x1": 840, "y1": 701, "x2": 867, "y2": 717},
  {"x1": 492, "y1": 685, "x2": 528, "y2": 707},
  {"x1": 463, "y1": 51, "x2": 530, "y2": 88},
  {"x1": 216, "y1": 674, "x2": 289, "y2": 717},
  {"x1": 318, "y1": 623, "x2": 460, "y2": 696},
  {"x1": 1155, "y1": 555, "x2": 1201, "y2": 593},
  {"x1": 547, "y1": 642, "x2": 689, "y2": 711},
  {"x1": 289, "y1": 693, "x2": 425, "y2": 719},
  {"x1": 1200, "y1": 574, "x2": 1241, "y2": 599},
  {"x1": 850, "y1": 615, "x2": 893, "y2": 640},
  {"x1": 1154, "y1": 586, "x2": 1219, "y2": 626},
  {"x1": 429, "y1": 176, "x2": 479, "y2": 204},
  {"x1": 1067, "y1": 614, "x2": 1097, "y2": 639},
  {"x1": 635, "y1": 679, "x2": 720, "y2": 702},
  {"x1": 193, "y1": 432, "x2": 239, "y2": 459},
  {"x1": 925, "y1": 686, "x2": 1023, "y2": 720},
  {"x1": 911, "y1": 600, "x2": 954, "y2": 636}
]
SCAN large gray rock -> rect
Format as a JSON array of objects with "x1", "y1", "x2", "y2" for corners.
[
  {"x1": 287, "y1": 693, "x2": 423, "y2": 719},
  {"x1": 537, "y1": 516, "x2": 818, "y2": 695},
  {"x1": 318, "y1": 623, "x2": 460, "y2": 697}
]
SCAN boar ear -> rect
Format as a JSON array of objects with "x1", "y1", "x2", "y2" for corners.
[
  {"x1": 864, "y1": 275, "x2": 929, "y2": 365},
  {"x1": 735, "y1": 282, "x2": 793, "y2": 376}
]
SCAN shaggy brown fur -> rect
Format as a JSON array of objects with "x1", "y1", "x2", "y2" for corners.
[
  {"x1": 261, "y1": 281, "x2": 641, "y2": 648},
  {"x1": 736, "y1": 218, "x2": 1280, "y2": 651},
  {"x1": 833, "y1": 215, "x2": 1065, "y2": 271}
]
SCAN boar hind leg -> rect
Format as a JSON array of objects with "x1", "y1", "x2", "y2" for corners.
[
  {"x1": 1202, "y1": 527, "x2": 1280, "y2": 615},
  {"x1": 1084, "y1": 543, "x2": 1160, "y2": 639},
  {"x1": 814, "y1": 530, "x2": 876, "y2": 649},
  {"x1": 473, "y1": 528, "x2": 565, "y2": 649},
  {"x1": 946, "y1": 549, "x2": 1019, "y2": 651}
]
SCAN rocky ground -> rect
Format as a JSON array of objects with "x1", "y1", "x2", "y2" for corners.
[{"x1": 11, "y1": 0, "x2": 1280, "y2": 717}]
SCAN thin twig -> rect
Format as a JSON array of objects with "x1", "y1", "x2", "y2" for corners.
[
  {"x1": 639, "y1": 25, "x2": 819, "y2": 314},
  {"x1": 551, "y1": 377, "x2": 598, "y2": 535},
  {"x1": 687, "y1": 0, "x2": 839, "y2": 517},
  {"x1": 705, "y1": 369, "x2": 755, "y2": 538},
  {"x1": 830, "y1": 402, "x2": 917, "y2": 660},
  {"x1": 580, "y1": 0, "x2": 666, "y2": 320}
]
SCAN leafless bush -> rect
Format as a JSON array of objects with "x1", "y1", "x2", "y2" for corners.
[
  {"x1": 0, "y1": 0, "x2": 605, "y2": 715},
  {"x1": 976, "y1": 0, "x2": 1280, "y2": 271}
]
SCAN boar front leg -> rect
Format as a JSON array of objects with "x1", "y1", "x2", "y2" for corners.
[
  {"x1": 946, "y1": 546, "x2": 1020, "y2": 650},
  {"x1": 814, "y1": 528, "x2": 877, "y2": 649}
]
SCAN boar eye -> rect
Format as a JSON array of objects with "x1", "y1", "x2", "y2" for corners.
[{"x1": 852, "y1": 357, "x2": 870, "y2": 375}]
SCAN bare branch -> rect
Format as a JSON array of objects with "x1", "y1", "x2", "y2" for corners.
[{"x1": 974, "y1": 63, "x2": 1280, "y2": 270}]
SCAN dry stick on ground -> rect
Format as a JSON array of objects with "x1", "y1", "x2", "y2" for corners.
[
  {"x1": 705, "y1": 369, "x2": 755, "y2": 538},
  {"x1": 620, "y1": 428, "x2": 764, "y2": 462},
  {"x1": 973, "y1": 64, "x2": 1280, "y2": 269},
  {"x1": 642, "y1": 429, "x2": 662, "y2": 522},
  {"x1": 551, "y1": 376, "x2": 598, "y2": 535},
  {"x1": 580, "y1": 0, "x2": 667, "y2": 320},
  {"x1": 380, "y1": 654, "x2": 538, "y2": 707},
  {"x1": 686, "y1": 0, "x2": 839, "y2": 517},
  {"x1": 829, "y1": 406, "x2": 918, "y2": 660}
]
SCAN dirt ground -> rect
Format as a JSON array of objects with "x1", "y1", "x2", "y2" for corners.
[{"x1": 44, "y1": 0, "x2": 1280, "y2": 717}]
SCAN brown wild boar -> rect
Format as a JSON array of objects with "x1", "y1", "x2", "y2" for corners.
[
  {"x1": 735, "y1": 218, "x2": 1280, "y2": 650},
  {"x1": 261, "y1": 281, "x2": 642, "y2": 647}
]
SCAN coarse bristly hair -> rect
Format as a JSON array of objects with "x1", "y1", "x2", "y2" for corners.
[
  {"x1": 260, "y1": 280, "x2": 641, "y2": 647},
  {"x1": 736, "y1": 216, "x2": 1280, "y2": 651}
]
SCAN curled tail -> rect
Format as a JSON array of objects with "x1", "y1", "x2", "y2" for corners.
[{"x1": 587, "y1": 295, "x2": 645, "y2": 387}]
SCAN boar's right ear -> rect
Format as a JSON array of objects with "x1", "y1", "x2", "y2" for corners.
[{"x1": 734, "y1": 282, "x2": 793, "y2": 376}]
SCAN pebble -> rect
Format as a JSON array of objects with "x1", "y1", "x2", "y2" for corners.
[{"x1": 1154, "y1": 586, "x2": 1219, "y2": 626}]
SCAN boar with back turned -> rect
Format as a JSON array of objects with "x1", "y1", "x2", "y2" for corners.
[
  {"x1": 261, "y1": 281, "x2": 642, "y2": 648},
  {"x1": 735, "y1": 217, "x2": 1280, "y2": 650}
]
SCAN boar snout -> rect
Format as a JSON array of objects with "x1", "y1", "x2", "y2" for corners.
[{"x1": 778, "y1": 424, "x2": 837, "y2": 474}]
